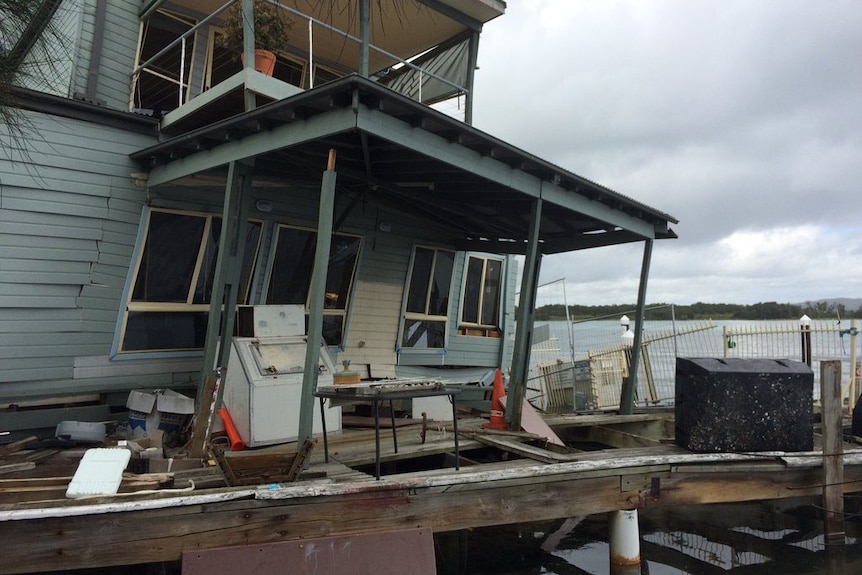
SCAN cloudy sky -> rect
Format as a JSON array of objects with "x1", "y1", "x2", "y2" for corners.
[{"x1": 470, "y1": 0, "x2": 862, "y2": 307}]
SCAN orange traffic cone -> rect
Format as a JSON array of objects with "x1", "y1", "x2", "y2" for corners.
[{"x1": 483, "y1": 369, "x2": 507, "y2": 430}]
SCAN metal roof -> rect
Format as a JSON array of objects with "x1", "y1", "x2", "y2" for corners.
[{"x1": 131, "y1": 75, "x2": 677, "y2": 255}]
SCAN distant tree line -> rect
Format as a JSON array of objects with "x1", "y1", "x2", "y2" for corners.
[{"x1": 532, "y1": 301, "x2": 860, "y2": 321}]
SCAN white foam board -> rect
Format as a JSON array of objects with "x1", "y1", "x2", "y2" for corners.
[{"x1": 66, "y1": 448, "x2": 132, "y2": 499}]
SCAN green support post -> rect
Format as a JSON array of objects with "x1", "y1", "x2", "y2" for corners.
[{"x1": 297, "y1": 150, "x2": 337, "y2": 445}]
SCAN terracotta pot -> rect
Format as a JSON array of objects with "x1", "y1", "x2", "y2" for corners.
[{"x1": 241, "y1": 49, "x2": 277, "y2": 76}]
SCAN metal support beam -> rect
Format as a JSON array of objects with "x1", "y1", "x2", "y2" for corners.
[
  {"x1": 463, "y1": 31, "x2": 480, "y2": 126},
  {"x1": 242, "y1": 0, "x2": 257, "y2": 111},
  {"x1": 619, "y1": 239, "x2": 653, "y2": 415},
  {"x1": 297, "y1": 150, "x2": 337, "y2": 444},
  {"x1": 198, "y1": 160, "x2": 254, "y2": 405},
  {"x1": 359, "y1": 0, "x2": 370, "y2": 77},
  {"x1": 506, "y1": 197, "x2": 543, "y2": 429},
  {"x1": 416, "y1": 0, "x2": 484, "y2": 31}
]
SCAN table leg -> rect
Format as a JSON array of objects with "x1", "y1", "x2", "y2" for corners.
[
  {"x1": 319, "y1": 397, "x2": 329, "y2": 463},
  {"x1": 450, "y1": 394, "x2": 460, "y2": 470},
  {"x1": 374, "y1": 398, "x2": 381, "y2": 480},
  {"x1": 390, "y1": 399, "x2": 398, "y2": 453}
]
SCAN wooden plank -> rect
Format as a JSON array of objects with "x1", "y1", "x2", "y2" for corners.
[
  {"x1": 0, "y1": 436, "x2": 39, "y2": 456},
  {"x1": 187, "y1": 373, "x2": 220, "y2": 459},
  {"x1": 465, "y1": 434, "x2": 578, "y2": 463},
  {"x1": 4, "y1": 463, "x2": 861, "y2": 574},
  {"x1": 821, "y1": 360, "x2": 845, "y2": 544},
  {"x1": 0, "y1": 473, "x2": 176, "y2": 505},
  {"x1": 587, "y1": 425, "x2": 663, "y2": 449},
  {"x1": 0, "y1": 462, "x2": 36, "y2": 475}
]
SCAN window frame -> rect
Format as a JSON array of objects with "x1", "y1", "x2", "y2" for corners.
[
  {"x1": 459, "y1": 253, "x2": 504, "y2": 333},
  {"x1": 398, "y1": 245, "x2": 456, "y2": 351},
  {"x1": 112, "y1": 207, "x2": 262, "y2": 357},
  {"x1": 131, "y1": 8, "x2": 197, "y2": 114},
  {"x1": 263, "y1": 223, "x2": 362, "y2": 349}
]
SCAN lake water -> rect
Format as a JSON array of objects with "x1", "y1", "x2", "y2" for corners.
[{"x1": 435, "y1": 498, "x2": 862, "y2": 574}]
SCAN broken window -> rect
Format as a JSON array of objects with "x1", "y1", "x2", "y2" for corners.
[
  {"x1": 265, "y1": 224, "x2": 361, "y2": 346},
  {"x1": 131, "y1": 9, "x2": 196, "y2": 116},
  {"x1": 401, "y1": 246, "x2": 454, "y2": 349},
  {"x1": 117, "y1": 209, "x2": 261, "y2": 354}
]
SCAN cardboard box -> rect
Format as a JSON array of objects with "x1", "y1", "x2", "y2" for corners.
[{"x1": 126, "y1": 389, "x2": 195, "y2": 444}]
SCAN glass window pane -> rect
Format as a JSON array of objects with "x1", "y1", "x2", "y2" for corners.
[
  {"x1": 191, "y1": 220, "x2": 261, "y2": 305},
  {"x1": 481, "y1": 259, "x2": 502, "y2": 326},
  {"x1": 238, "y1": 222, "x2": 262, "y2": 303},
  {"x1": 429, "y1": 250, "x2": 454, "y2": 316},
  {"x1": 322, "y1": 315, "x2": 344, "y2": 346},
  {"x1": 192, "y1": 218, "x2": 220, "y2": 304},
  {"x1": 134, "y1": 11, "x2": 195, "y2": 114},
  {"x1": 325, "y1": 236, "x2": 360, "y2": 310},
  {"x1": 123, "y1": 311, "x2": 208, "y2": 352},
  {"x1": 266, "y1": 227, "x2": 317, "y2": 304},
  {"x1": 406, "y1": 247, "x2": 433, "y2": 314},
  {"x1": 461, "y1": 256, "x2": 483, "y2": 324},
  {"x1": 132, "y1": 211, "x2": 204, "y2": 302},
  {"x1": 402, "y1": 319, "x2": 446, "y2": 349}
]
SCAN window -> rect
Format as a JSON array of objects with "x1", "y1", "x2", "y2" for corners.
[
  {"x1": 132, "y1": 10, "x2": 196, "y2": 115},
  {"x1": 461, "y1": 255, "x2": 503, "y2": 330},
  {"x1": 117, "y1": 209, "x2": 261, "y2": 354},
  {"x1": 311, "y1": 64, "x2": 341, "y2": 88},
  {"x1": 265, "y1": 225, "x2": 361, "y2": 346},
  {"x1": 401, "y1": 247, "x2": 454, "y2": 349}
]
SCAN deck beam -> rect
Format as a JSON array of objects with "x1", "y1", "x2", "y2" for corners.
[{"x1": 2, "y1": 462, "x2": 859, "y2": 574}]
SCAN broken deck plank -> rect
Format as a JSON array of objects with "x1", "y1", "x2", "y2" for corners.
[{"x1": 464, "y1": 434, "x2": 579, "y2": 463}]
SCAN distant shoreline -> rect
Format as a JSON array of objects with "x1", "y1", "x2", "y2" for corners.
[{"x1": 534, "y1": 299, "x2": 862, "y2": 322}]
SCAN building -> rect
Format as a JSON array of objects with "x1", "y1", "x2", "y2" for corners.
[{"x1": 0, "y1": 0, "x2": 676, "y2": 441}]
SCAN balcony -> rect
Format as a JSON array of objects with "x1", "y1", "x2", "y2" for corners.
[{"x1": 131, "y1": 0, "x2": 504, "y2": 135}]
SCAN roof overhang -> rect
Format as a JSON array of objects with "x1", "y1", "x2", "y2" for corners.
[{"x1": 131, "y1": 75, "x2": 677, "y2": 255}]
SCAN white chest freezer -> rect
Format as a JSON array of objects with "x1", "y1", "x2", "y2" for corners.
[{"x1": 223, "y1": 335, "x2": 341, "y2": 447}]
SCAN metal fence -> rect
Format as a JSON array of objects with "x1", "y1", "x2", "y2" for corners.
[{"x1": 528, "y1": 314, "x2": 861, "y2": 412}]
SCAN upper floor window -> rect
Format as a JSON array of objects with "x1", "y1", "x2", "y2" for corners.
[
  {"x1": 265, "y1": 225, "x2": 361, "y2": 346},
  {"x1": 460, "y1": 255, "x2": 503, "y2": 331},
  {"x1": 132, "y1": 10, "x2": 196, "y2": 116},
  {"x1": 401, "y1": 247, "x2": 454, "y2": 349},
  {"x1": 117, "y1": 209, "x2": 261, "y2": 354}
]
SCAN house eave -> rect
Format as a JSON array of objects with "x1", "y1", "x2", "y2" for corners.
[{"x1": 131, "y1": 75, "x2": 677, "y2": 255}]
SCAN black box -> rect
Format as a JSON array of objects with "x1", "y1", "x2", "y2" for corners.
[{"x1": 675, "y1": 357, "x2": 813, "y2": 452}]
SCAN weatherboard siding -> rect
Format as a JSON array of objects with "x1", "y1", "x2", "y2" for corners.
[
  {"x1": 70, "y1": 0, "x2": 141, "y2": 110},
  {"x1": 0, "y1": 111, "x2": 200, "y2": 402}
]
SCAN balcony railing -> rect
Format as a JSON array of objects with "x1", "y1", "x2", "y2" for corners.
[{"x1": 130, "y1": 0, "x2": 472, "y2": 123}]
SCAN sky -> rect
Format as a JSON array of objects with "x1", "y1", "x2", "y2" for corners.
[{"x1": 470, "y1": 0, "x2": 862, "y2": 307}]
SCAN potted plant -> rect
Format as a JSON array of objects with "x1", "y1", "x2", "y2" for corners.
[{"x1": 219, "y1": 0, "x2": 291, "y2": 76}]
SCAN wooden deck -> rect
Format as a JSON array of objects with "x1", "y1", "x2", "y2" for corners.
[{"x1": 0, "y1": 410, "x2": 860, "y2": 574}]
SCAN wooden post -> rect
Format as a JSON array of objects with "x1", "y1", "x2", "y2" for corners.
[
  {"x1": 821, "y1": 359, "x2": 845, "y2": 546},
  {"x1": 297, "y1": 149, "x2": 336, "y2": 446}
]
